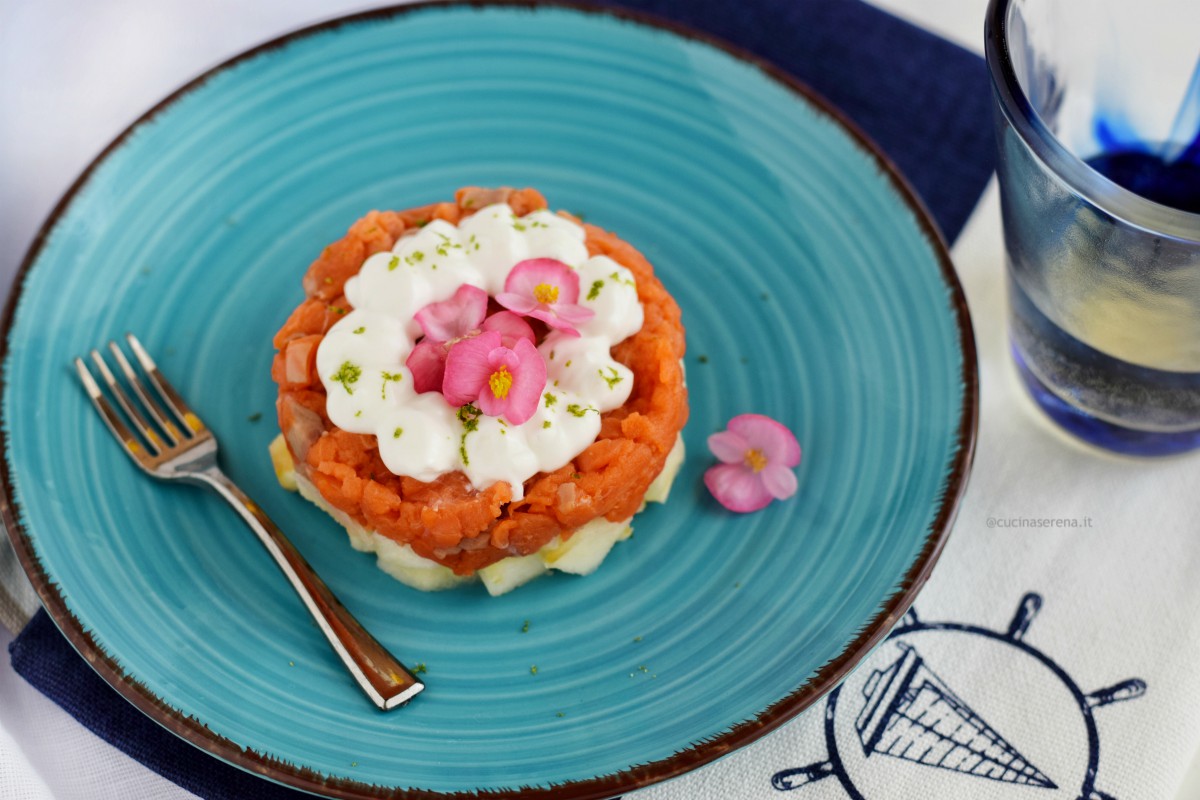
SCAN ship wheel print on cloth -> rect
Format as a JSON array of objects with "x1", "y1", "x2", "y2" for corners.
[{"x1": 772, "y1": 593, "x2": 1145, "y2": 799}]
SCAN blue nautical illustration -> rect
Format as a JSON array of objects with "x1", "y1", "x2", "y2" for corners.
[
  {"x1": 855, "y1": 643, "x2": 1055, "y2": 787},
  {"x1": 772, "y1": 594, "x2": 1144, "y2": 799}
]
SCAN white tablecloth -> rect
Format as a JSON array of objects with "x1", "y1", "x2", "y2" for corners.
[{"x1": 2, "y1": 1, "x2": 1199, "y2": 798}]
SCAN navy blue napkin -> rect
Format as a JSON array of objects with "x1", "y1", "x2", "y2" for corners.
[
  {"x1": 10, "y1": 1, "x2": 995, "y2": 798},
  {"x1": 607, "y1": 0, "x2": 996, "y2": 243}
]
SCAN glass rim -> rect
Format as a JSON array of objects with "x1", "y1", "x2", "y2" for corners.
[{"x1": 984, "y1": 0, "x2": 1200, "y2": 243}]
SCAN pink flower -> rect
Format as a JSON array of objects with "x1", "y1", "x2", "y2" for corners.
[
  {"x1": 407, "y1": 285, "x2": 488, "y2": 393},
  {"x1": 414, "y1": 284, "x2": 488, "y2": 343},
  {"x1": 406, "y1": 341, "x2": 452, "y2": 394},
  {"x1": 406, "y1": 286, "x2": 536, "y2": 394},
  {"x1": 496, "y1": 258, "x2": 594, "y2": 336},
  {"x1": 704, "y1": 414, "x2": 801, "y2": 513},
  {"x1": 480, "y1": 310, "x2": 536, "y2": 349},
  {"x1": 442, "y1": 330, "x2": 546, "y2": 424}
]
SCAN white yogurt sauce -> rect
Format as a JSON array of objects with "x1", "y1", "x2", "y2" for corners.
[{"x1": 315, "y1": 203, "x2": 643, "y2": 499}]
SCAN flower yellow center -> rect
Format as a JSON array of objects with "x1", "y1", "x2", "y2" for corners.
[
  {"x1": 744, "y1": 449, "x2": 767, "y2": 473},
  {"x1": 533, "y1": 283, "x2": 560, "y2": 304},
  {"x1": 489, "y1": 366, "x2": 514, "y2": 399}
]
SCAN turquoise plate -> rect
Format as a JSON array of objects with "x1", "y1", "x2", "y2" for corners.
[{"x1": 1, "y1": 4, "x2": 976, "y2": 798}]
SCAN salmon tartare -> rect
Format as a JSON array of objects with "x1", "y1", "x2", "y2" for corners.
[{"x1": 271, "y1": 187, "x2": 687, "y2": 594}]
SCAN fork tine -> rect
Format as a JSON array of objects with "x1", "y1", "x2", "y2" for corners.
[
  {"x1": 89, "y1": 349, "x2": 166, "y2": 456},
  {"x1": 108, "y1": 341, "x2": 185, "y2": 445},
  {"x1": 125, "y1": 333, "x2": 207, "y2": 436},
  {"x1": 75, "y1": 357, "x2": 158, "y2": 462}
]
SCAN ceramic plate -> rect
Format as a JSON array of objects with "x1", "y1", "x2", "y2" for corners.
[{"x1": 2, "y1": 4, "x2": 976, "y2": 798}]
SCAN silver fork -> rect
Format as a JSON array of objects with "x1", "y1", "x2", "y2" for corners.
[{"x1": 74, "y1": 334, "x2": 424, "y2": 710}]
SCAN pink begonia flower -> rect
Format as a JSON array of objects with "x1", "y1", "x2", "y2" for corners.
[
  {"x1": 406, "y1": 287, "x2": 536, "y2": 394},
  {"x1": 442, "y1": 330, "x2": 546, "y2": 424},
  {"x1": 407, "y1": 285, "x2": 488, "y2": 393},
  {"x1": 405, "y1": 341, "x2": 451, "y2": 394},
  {"x1": 704, "y1": 414, "x2": 801, "y2": 513},
  {"x1": 495, "y1": 258, "x2": 594, "y2": 336},
  {"x1": 414, "y1": 283, "x2": 488, "y2": 342},
  {"x1": 480, "y1": 310, "x2": 536, "y2": 349}
]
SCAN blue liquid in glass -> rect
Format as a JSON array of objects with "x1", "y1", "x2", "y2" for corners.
[
  {"x1": 1087, "y1": 59, "x2": 1200, "y2": 212},
  {"x1": 1086, "y1": 145, "x2": 1200, "y2": 213},
  {"x1": 1009, "y1": 74, "x2": 1200, "y2": 455}
]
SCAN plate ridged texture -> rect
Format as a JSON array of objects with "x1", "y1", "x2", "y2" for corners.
[{"x1": 2, "y1": 4, "x2": 971, "y2": 797}]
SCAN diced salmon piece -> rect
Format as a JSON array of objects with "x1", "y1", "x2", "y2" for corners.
[
  {"x1": 276, "y1": 335, "x2": 320, "y2": 388},
  {"x1": 273, "y1": 299, "x2": 328, "y2": 348},
  {"x1": 303, "y1": 211, "x2": 404, "y2": 301}
]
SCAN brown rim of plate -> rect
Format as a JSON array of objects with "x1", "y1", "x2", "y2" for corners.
[{"x1": 0, "y1": 2, "x2": 980, "y2": 798}]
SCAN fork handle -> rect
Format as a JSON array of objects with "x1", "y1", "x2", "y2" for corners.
[{"x1": 193, "y1": 467, "x2": 424, "y2": 710}]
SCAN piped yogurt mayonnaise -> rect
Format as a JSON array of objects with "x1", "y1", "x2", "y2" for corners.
[{"x1": 314, "y1": 203, "x2": 643, "y2": 499}]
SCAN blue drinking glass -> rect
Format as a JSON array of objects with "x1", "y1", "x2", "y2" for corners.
[{"x1": 986, "y1": 0, "x2": 1200, "y2": 455}]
